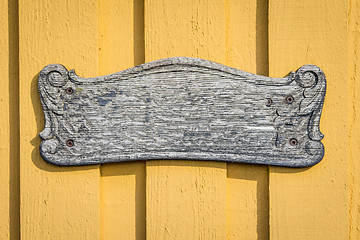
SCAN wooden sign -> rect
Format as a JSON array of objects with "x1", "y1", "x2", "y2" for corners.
[{"x1": 38, "y1": 57, "x2": 326, "y2": 167}]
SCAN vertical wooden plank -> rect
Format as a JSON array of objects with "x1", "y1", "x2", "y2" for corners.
[
  {"x1": 0, "y1": 0, "x2": 20, "y2": 239},
  {"x1": 8, "y1": 0, "x2": 20, "y2": 239},
  {"x1": 225, "y1": 0, "x2": 269, "y2": 239},
  {"x1": 19, "y1": 1, "x2": 100, "y2": 239},
  {"x1": 0, "y1": 0, "x2": 10, "y2": 237},
  {"x1": 100, "y1": 163, "x2": 145, "y2": 240},
  {"x1": 268, "y1": 0, "x2": 349, "y2": 239},
  {"x1": 349, "y1": 0, "x2": 360, "y2": 238},
  {"x1": 144, "y1": 1, "x2": 227, "y2": 239},
  {"x1": 98, "y1": 1, "x2": 146, "y2": 239}
]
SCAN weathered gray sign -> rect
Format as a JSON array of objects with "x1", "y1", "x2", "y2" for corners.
[{"x1": 38, "y1": 57, "x2": 326, "y2": 167}]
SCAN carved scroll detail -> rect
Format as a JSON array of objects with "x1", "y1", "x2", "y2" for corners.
[{"x1": 38, "y1": 57, "x2": 326, "y2": 167}]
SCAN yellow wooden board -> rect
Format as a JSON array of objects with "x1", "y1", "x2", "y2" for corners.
[
  {"x1": 98, "y1": 0, "x2": 145, "y2": 239},
  {"x1": 349, "y1": 0, "x2": 360, "y2": 238},
  {"x1": 144, "y1": 1, "x2": 228, "y2": 238},
  {"x1": 0, "y1": 0, "x2": 358, "y2": 239},
  {"x1": 225, "y1": 0, "x2": 269, "y2": 239},
  {"x1": 19, "y1": 0, "x2": 100, "y2": 239},
  {"x1": 0, "y1": 0, "x2": 19, "y2": 239},
  {"x1": 0, "y1": 0, "x2": 10, "y2": 237},
  {"x1": 268, "y1": 0, "x2": 349, "y2": 239}
]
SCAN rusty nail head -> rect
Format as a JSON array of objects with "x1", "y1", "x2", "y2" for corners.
[
  {"x1": 289, "y1": 138, "x2": 298, "y2": 146},
  {"x1": 66, "y1": 87, "x2": 74, "y2": 94},
  {"x1": 285, "y1": 95, "x2": 294, "y2": 104},
  {"x1": 66, "y1": 139, "x2": 74, "y2": 147},
  {"x1": 266, "y1": 98, "x2": 273, "y2": 107}
]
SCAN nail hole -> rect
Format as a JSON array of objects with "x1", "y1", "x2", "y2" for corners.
[
  {"x1": 289, "y1": 138, "x2": 298, "y2": 146},
  {"x1": 66, "y1": 87, "x2": 74, "y2": 95},
  {"x1": 66, "y1": 139, "x2": 74, "y2": 147},
  {"x1": 266, "y1": 98, "x2": 273, "y2": 107},
  {"x1": 285, "y1": 95, "x2": 294, "y2": 104}
]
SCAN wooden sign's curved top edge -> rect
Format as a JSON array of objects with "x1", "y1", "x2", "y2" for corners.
[
  {"x1": 44, "y1": 57, "x2": 293, "y2": 85},
  {"x1": 38, "y1": 57, "x2": 326, "y2": 168}
]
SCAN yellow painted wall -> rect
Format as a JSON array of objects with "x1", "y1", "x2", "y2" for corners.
[{"x1": 0, "y1": 0, "x2": 359, "y2": 239}]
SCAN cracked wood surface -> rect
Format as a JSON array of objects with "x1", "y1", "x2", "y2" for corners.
[{"x1": 38, "y1": 58, "x2": 325, "y2": 167}]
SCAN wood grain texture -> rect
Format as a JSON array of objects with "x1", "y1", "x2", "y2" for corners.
[
  {"x1": 225, "y1": 0, "x2": 269, "y2": 238},
  {"x1": 0, "y1": 0, "x2": 19, "y2": 239},
  {"x1": 98, "y1": 0, "x2": 145, "y2": 239},
  {"x1": 19, "y1": 0, "x2": 100, "y2": 239},
  {"x1": 100, "y1": 163, "x2": 145, "y2": 240},
  {"x1": 38, "y1": 59, "x2": 325, "y2": 167},
  {"x1": 144, "y1": 0, "x2": 228, "y2": 239},
  {"x1": 349, "y1": 0, "x2": 360, "y2": 238},
  {"x1": 268, "y1": 0, "x2": 349, "y2": 239},
  {"x1": 0, "y1": 0, "x2": 10, "y2": 236},
  {"x1": 3, "y1": 0, "x2": 357, "y2": 239}
]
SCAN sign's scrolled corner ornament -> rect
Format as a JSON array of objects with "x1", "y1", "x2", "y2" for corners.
[{"x1": 38, "y1": 57, "x2": 326, "y2": 167}]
